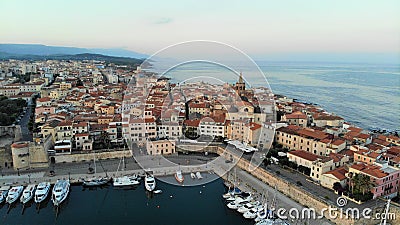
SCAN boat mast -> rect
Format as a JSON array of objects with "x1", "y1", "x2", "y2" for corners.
[{"x1": 94, "y1": 153, "x2": 96, "y2": 175}]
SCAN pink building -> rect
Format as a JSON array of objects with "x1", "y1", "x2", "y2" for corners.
[
  {"x1": 35, "y1": 106, "x2": 55, "y2": 115},
  {"x1": 349, "y1": 162, "x2": 400, "y2": 199}
]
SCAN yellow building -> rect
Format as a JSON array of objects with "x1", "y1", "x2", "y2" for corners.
[{"x1": 146, "y1": 139, "x2": 176, "y2": 155}]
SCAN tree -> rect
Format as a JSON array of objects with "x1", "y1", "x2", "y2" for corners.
[{"x1": 333, "y1": 182, "x2": 344, "y2": 195}]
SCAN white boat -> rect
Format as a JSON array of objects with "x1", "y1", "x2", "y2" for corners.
[
  {"x1": 83, "y1": 154, "x2": 110, "y2": 187},
  {"x1": 175, "y1": 170, "x2": 184, "y2": 183},
  {"x1": 34, "y1": 182, "x2": 51, "y2": 204},
  {"x1": 6, "y1": 186, "x2": 24, "y2": 204},
  {"x1": 0, "y1": 186, "x2": 10, "y2": 204},
  {"x1": 83, "y1": 177, "x2": 110, "y2": 187},
  {"x1": 52, "y1": 180, "x2": 70, "y2": 207},
  {"x1": 154, "y1": 189, "x2": 162, "y2": 194},
  {"x1": 20, "y1": 184, "x2": 36, "y2": 204},
  {"x1": 113, "y1": 157, "x2": 140, "y2": 187},
  {"x1": 195, "y1": 172, "x2": 203, "y2": 179},
  {"x1": 255, "y1": 219, "x2": 274, "y2": 225},
  {"x1": 190, "y1": 173, "x2": 196, "y2": 179},
  {"x1": 238, "y1": 202, "x2": 254, "y2": 213},
  {"x1": 227, "y1": 200, "x2": 244, "y2": 209},
  {"x1": 144, "y1": 174, "x2": 156, "y2": 192},
  {"x1": 113, "y1": 176, "x2": 139, "y2": 187}
]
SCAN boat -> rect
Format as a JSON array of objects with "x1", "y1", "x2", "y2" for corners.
[
  {"x1": 83, "y1": 153, "x2": 110, "y2": 187},
  {"x1": 83, "y1": 177, "x2": 110, "y2": 187},
  {"x1": 144, "y1": 174, "x2": 156, "y2": 192},
  {"x1": 190, "y1": 172, "x2": 196, "y2": 179},
  {"x1": 175, "y1": 170, "x2": 184, "y2": 183},
  {"x1": 154, "y1": 189, "x2": 162, "y2": 194},
  {"x1": 6, "y1": 186, "x2": 24, "y2": 204},
  {"x1": 52, "y1": 180, "x2": 70, "y2": 207},
  {"x1": 237, "y1": 202, "x2": 254, "y2": 213},
  {"x1": 195, "y1": 171, "x2": 203, "y2": 179},
  {"x1": 0, "y1": 186, "x2": 10, "y2": 204},
  {"x1": 34, "y1": 182, "x2": 51, "y2": 204},
  {"x1": 227, "y1": 200, "x2": 245, "y2": 209},
  {"x1": 113, "y1": 176, "x2": 140, "y2": 187},
  {"x1": 113, "y1": 157, "x2": 140, "y2": 187},
  {"x1": 20, "y1": 184, "x2": 36, "y2": 204},
  {"x1": 243, "y1": 206, "x2": 262, "y2": 219}
]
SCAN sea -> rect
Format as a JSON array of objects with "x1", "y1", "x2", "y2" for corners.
[{"x1": 1, "y1": 61, "x2": 399, "y2": 225}]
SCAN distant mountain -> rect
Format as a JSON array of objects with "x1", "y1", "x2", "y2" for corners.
[
  {"x1": 0, "y1": 52, "x2": 144, "y2": 67},
  {"x1": 0, "y1": 44, "x2": 148, "y2": 59}
]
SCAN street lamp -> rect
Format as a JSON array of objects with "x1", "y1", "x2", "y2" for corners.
[
  {"x1": 17, "y1": 168, "x2": 20, "y2": 176},
  {"x1": 28, "y1": 174, "x2": 31, "y2": 183}
]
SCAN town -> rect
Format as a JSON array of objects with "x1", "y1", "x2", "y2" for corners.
[{"x1": 0, "y1": 59, "x2": 399, "y2": 224}]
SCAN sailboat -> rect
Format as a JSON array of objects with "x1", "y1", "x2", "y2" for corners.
[
  {"x1": 83, "y1": 153, "x2": 110, "y2": 187},
  {"x1": 113, "y1": 156, "x2": 139, "y2": 187}
]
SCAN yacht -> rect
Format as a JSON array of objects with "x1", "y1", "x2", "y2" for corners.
[
  {"x1": 243, "y1": 205, "x2": 263, "y2": 219},
  {"x1": 175, "y1": 170, "x2": 184, "y2": 183},
  {"x1": 195, "y1": 171, "x2": 203, "y2": 179},
  {"x1": 20, "y1": 184, "x2": 36, "y2": 204},
  {"x1": 52, "y1": 180, "x2": 70, "y2": 207},
  {"x1": 144, "y1": 174, "x2": 156, "y2": 192},
  {"x1": 0, "y1": 186, "x2": 10, "y2": 204},
  {"x1": 237, "y1": 202, "x2": 255, "y2": 213},
  {"x1": 227, "y1": 200, "x2": 246, "y2": 210},
  {"x1": 83, "y1": 177, "x2": 110, "y2": 187},
  {"x1": 6, "y1": 186, "x2": 24, "y2": 204},
  {"x1": 113, "y1": 176, "x2": 139, "y2": 187},
  {"x1": 34, "y1": 182, "x2": 51, "y2": 204}
]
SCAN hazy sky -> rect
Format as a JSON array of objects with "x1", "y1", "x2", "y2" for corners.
[{"x1": 1, "y1": 0, "x2": 399, "y2": 59}]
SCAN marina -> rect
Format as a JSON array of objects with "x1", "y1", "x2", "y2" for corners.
[{"x1": 0, "y1": 175, "x2": 255, "y2": 225}]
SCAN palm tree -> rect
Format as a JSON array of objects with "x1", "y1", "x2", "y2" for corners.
[{"x1": 359, "y1": 174, "x2": 373, "y2": 195}]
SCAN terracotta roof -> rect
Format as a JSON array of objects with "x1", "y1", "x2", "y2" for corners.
[
  {"x1": 324, "y1": 167, "x2": 347, "y2": 180},
  {"x1": 285, "y1": 111, "x2": 307, "y2": 119},
  {"x1": 288, "y1": 150, "x2": 326, "y2": 162},
  {"x1": 184, "y1": 119, "x2": 200, "y2": 127},
  {"x1": 350, "y1": 163, "x2": 390, "y2": 179}
]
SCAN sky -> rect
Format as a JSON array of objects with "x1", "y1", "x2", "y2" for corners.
[{"x1": 0, "y1": 0, "x2": 399, "y2": 63}]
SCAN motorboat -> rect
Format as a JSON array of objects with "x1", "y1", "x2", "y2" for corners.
[
  {"x1": 52, "y1": 180, "x2": 70, "y2": 207},
  {"x1": 195, "y1": 172, "x2": 203, "y2": 179},
  {"x1": 20, "y1": 184, "x2": 36, "y2": 204},
  {"x1": 190, "y1": 172, "x2": 196, "y2": 179},
  {"x1": 144, "y1": 174, "x2": 156, "y2": 192},
  {"x1": 175, "y1": 170, "x2": 184, "y2": 183},
  {"x1": 238, "y1": 202, "x2": 254, "y2": 213},
  {"x1": 83, "y1": 177, "x2": 110, "y2": 187},
  {"x1": 6, "y1": 186, "x2": 24, "y2": 204},
  {"x1": 243, "y1": 205, "x2": 264, "y2": 219},
  {"x1": 34, "y1": 182, "x2": 51, "y2": 204},
  {"x1": 0, "y1": 186, "x2": 10, "y2": 203},
  {"x1": 113, "y1": 176, "x2": 139, "y2": 187},
  {"x1": 154, "y1": 189, "x2": 162, "y2": 194},
  {"x1": 227, "y1": 200, "x2": 245, "y2": 210}
]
